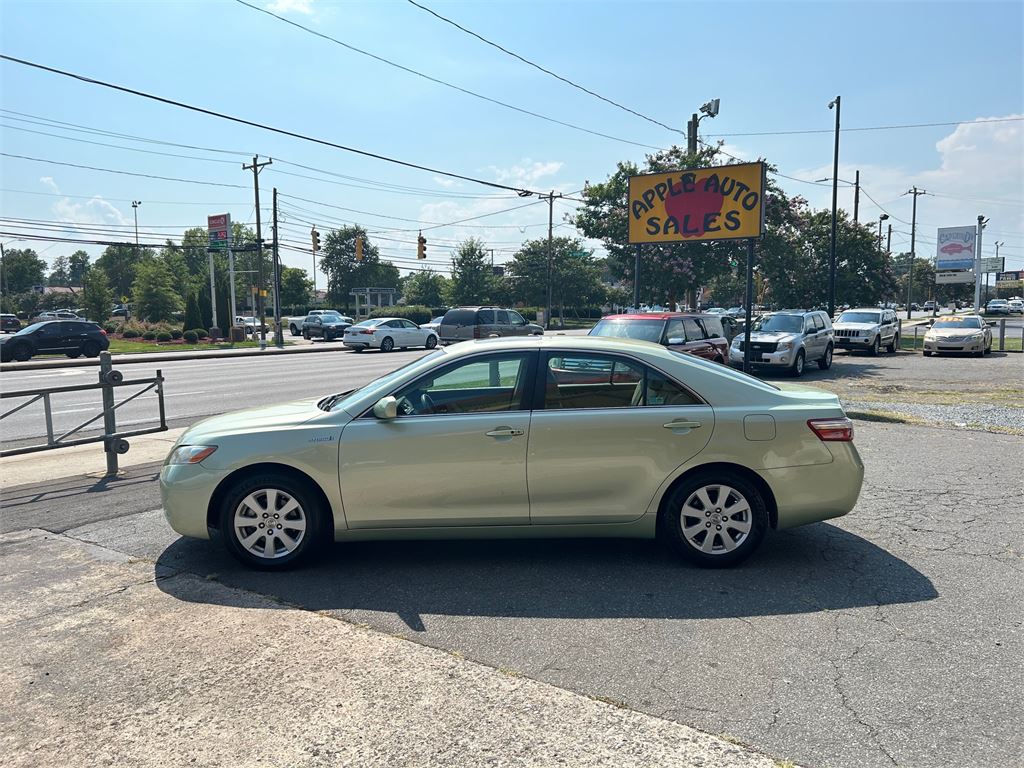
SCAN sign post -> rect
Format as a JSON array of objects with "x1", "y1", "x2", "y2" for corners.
[
  {"x1": 628, "y1": 162, "x2": 766, "y2": 372},
  {"x1": 207, "y1": 213, "x2": 232, "y2": 338}
]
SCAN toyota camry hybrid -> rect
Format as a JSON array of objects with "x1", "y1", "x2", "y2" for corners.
[{"x1": 161, "y1": 336, "x2": 864, "y2": 570}]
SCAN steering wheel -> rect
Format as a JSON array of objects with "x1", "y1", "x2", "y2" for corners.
[{"x1": 419, "y1": 393, "x2": 437, "y2": 414}]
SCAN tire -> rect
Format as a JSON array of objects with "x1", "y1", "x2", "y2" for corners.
[
  {"x1": 353, "y1": 346, "x2": 363, "y2": 353},
  {"x1": 984, "y1": 341, "x2": 992, "y2": 355},
  {"x1": 869, "y1": 336, "x2": 880, "y2": 356},
  {"x1": 817, "y1": 344, "x2": 833, "y2": 370},
  {"x1": 790, "y1": 349, "x2": 805, "y2": 377},
  {"x1": 380, "y1": 336, "x2": 394, "y2": 353},
  {"x1": 923, "y1": 350, "x2": 932, "y2": 357},
  {"x1": 425, "y1": 335, "x2": 438, "y2": 349},
  {"x1": 218, "y1": 473, "x2": 325, "y2": 570},
  {"x1": 974, "y1": 347, "x2": 984, "y2": 358},
  {"x1": 887, "y1": 334, "x2": 899, "y2": 353},
  {"x1": 12, "y1": 343, "x2": 33, "y2": 362},
  {"x1": 66, "y1": 351, "x2": 81, "y2": 359},
  {"x1": 289, "y1": 324, "x2": 299, "y2": 336},
  {"x1": 659, "y1": 471, "x2": 768, "y2": 568},
  {"x1": 82, "y1": 341, "x2": 101, "y2": 358},
  {"x1": 303, "y1": 330, "x2": 310, "y2": 340}
]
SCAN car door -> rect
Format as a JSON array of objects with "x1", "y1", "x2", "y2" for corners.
[
  {"x1": 35, "y1": 322, "x2": 66, "y2": 353},
  {"x1": 528, "y1": 350, "x2": 714, "y2": 524},
  {"x1": 507, "y1": 310, "x2": 530, "y2": 336},
  {"x1": 401, "y1": 318, "x2": 427, "y2": 345},
  {"x1": 62, "y1": 321, "x2": 90, "y2": 351},
  {"x1": 338, "y1": 351, "x2": 536, "y2": 528},
  {"x1": 804, "y1": 315, "x2": 822, "y2": 360}
]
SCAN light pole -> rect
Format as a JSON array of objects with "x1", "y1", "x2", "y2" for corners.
[
  {"x1": 131, "y1": 200, "x2": 142, "y2": 248},
  {"x1": 989, "y1": 241, "x2": 1004, "y2": 302},
  {"x1": 973, "y1": 216, "x2": 988, "y2": 310},
  {"x1": 827, "y1": 96, "x2": 841, "y2": 319},
  {"x1": 687, "y1": 98, "x2": 720, "y2": 155},
  {"x1": 877, "y1": 213, "x2": 889, "y2": 254}
]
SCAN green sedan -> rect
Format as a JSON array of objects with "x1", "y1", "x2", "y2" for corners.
[{"x1": 161, "y1": 336, "x2": 864, "y2": 569}]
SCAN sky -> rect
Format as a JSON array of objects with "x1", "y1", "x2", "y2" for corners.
[{"x1": 1, "y1": 0, "x2": 1022, "y2": 283}]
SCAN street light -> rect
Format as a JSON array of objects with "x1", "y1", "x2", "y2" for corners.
[
  {"x1": 877, "y1": 213, "x2": 889, "y2": 253},
  {"x1": 131, "y1": 200, "x2": 142, "y2": 247},
  {"x1": 827, "y1": 95, "x2": 841, "y2": 319},
  {"x1": 687, "y1": 97, "x2": 721, "y2": 154}
]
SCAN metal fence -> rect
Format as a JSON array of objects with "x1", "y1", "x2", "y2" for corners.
[{"x1": 0, "y1": 351, "x2": 167, "y2": 475}]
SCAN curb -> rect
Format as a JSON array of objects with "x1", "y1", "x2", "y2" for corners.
[{"x1": 0, "y1": 342, "x2": 350, "y2": 372}]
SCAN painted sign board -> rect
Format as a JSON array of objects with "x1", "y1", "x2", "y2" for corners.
[
  {"x1": 936, "y1": 270, "x2": 975, "y2": 284},
  {"x1": 207, "y1": 213, "x2": 231, "y2": 250},
  {"x1": 935, "y1": 226, "x2": 976, "y2": 271},
  {"x1": 628, "y1": 162, "x2": 766, "y2": 244}
]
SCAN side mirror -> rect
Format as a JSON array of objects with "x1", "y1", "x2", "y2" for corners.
[
  {"x1": 373, "y1": 396, "x2": 398, "y2": 420},
  {"x1": 987, "y1": 321, "x2": 996, "y2": 326},
  {"x1": 667, "y1": 337, "x2": 685, "y2": 345}
]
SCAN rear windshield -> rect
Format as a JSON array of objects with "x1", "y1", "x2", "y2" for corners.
[
  {"x1": 442, "y1": 309, "x2": 475, "y2": 325},
  {"x1": 352, "y1": 319, "x2": 385, "y2": 328},
  {"x1": 590, "y1": 318, "x2": 665, "y2": 343}
]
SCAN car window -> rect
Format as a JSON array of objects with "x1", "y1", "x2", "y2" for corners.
[
  {"x1": 590, "y1": 318, "x2": 665, "y2": 343},
  {"x1": 393, "y1": 353, "x2": 530, "y2": 416},
  {"x1": 382, "y1": 320, "x2": 402, "y2": 328},
  {"x1": 699, "y1": 316, "x2": 724, "y2": 338},
  {"x1": 495, "y1": 310, "x2": 510, "y2": 325},
  {"x1": 508, "y1": 310, "x2": 527, "y2": 325},
  {"x1": 38, "y1": 323, "x2": 62, "y2": 337},
  {"x1": 664, "y1": 318, "x2": 685, "y2": 342},
  {"x1": 477, "y1": 309, "x2": 496, "y2": 324},
  {"x1": 442, "y1": 309, "x2": 475, "y2": 326},
  {"x1": 682, "y1": 318, "x2": 704, "y2": 341},
  {"x1": 401, "y1": 319, "x2": 418, "y2": 328},
  {"x1": 813, "y1": 315, "x2": 826, "y2": 331},
  {"x1": 543, "y1": 352, "x2": 698, "y2": 409}
]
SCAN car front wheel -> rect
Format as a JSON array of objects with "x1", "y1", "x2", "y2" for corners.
[
  {"x1": 12, "y1": 343, "x2": 33, "y2": 362},
  {"x1": 790, "y1": 349, "x2": 805, "y2": 377},
  {"x1": 219, "y1": 474, "x2": 324, "y2": 570},
  {"x1": 289, "y1": 324, "x2": 299, "y2": 336},
  {"x1": 659, "y1": 472, "x2": 768, "y2": 568},
  {"x1": 869, "y1": 336, "x2": 880, "y2": 356}
]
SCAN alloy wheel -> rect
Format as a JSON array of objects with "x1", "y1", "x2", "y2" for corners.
[
  {"x1": 679, "y1": 484, "x2": 753, "y2": 555},
  {"x1": 232, "y1": 488, "x2": 307, "y2": 560}
]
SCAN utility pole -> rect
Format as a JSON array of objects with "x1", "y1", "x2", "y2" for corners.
[
  {"x1": 973, "y1": 215, "x2": 988, "y2": 311},
  {"x1": 853, "y1": 169, "x2": 860, "y2": 223},
  {"x1": 903, "y1": 187, "x2": 926, "y2": 320},
  {"x1": 243, "y1": 155, "x2": 272, "y2": 349},
  {"x1": 827, "y1": 95, "x2": 841, "y2": 319},
  {"x1": 544, "y1": 190, "x2": 561, "y2": 329},
  {"x1": 131, "y1": 200, "x2": 141, "y2": 248},
  {"x1": 989, "y1": 241, "x2": 1004, "y2": 302},
  {"x1": 272, "y1": 187, "x2": 283, "y2": 347},
  {"x1": 877, "y1": 213, "x2": 889, "y2": 254},
  {"x1": 887, "y1": 224, "x2": 892, "y2": 256},
  {"x1": 687, "y1": 112, "x2": 699, "y2": 155}
]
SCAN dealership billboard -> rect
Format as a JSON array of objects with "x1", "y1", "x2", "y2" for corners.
[{"x1": 935, "y1": 225, "x2": 976, "y2": 271}]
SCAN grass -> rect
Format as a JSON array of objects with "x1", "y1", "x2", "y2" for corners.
[{"x1": 107, "y1": 339, "x2": 262, "y2": 354}]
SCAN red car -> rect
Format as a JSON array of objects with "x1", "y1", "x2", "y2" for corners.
[{"x1": 589, "y1": 313, "x2": 732, "y2": 363}]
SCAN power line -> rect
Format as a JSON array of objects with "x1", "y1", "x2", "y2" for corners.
[
  {"x1": 703, "y1": 116, "x2": 1024, "y2": 138},
  {"x1": 404, "y1": 0, "x2": 678, "y2": 134},
  {"x1": 0, "y1": 152, "x2": 249, "y2": 188},
  {"x1": 232, "y1": 0, "x2": 664, "y2": 151},
  {"x1": 0, "y1": 54, "x2": 545, "y2": 195},
  {"x1": 0, "y1": 187, "x2": 258, "y2": 207}
]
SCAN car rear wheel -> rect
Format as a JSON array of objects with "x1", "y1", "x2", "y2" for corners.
[
  {"x1": 817, "y1": 344, "x2": 833, "y2": 370},
  {"x1": 790, "y1": 350, "x2": 805, "y2": 377},
  {"x1": 425, "y1": 335, "x2": 438, "y2": 349},
  {"x1": 923, "y1": 350, "x2": 932, "y2": 356},
  {"x1": 659, "y1": 472, "x2": 768, "y2": 568},
  {"x1": 82, "y1": 341, "x2": 101, "y2": 357},
  {"x1": 219, "y1": 474, "x2": 324, "y2": 570},
  {"x1": 380, "y1": 336, "x2": 394, "y2": 352},
  {"x1": 66, "y1": 351, "x2": 81, "y2": 359}
]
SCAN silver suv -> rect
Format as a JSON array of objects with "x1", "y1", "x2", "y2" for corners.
[
  {"x1": 833, "y1": 308, "x2": 900, "y2": 355},
  {"x1": 438, "y1": 306, "x2": 544, "y2": 344},
  {"x1": 728, "y1": 310, "x2": 834, "y2": 376}
]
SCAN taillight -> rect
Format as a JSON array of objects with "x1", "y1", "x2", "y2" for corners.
[
  {"x1": 359, "y1": 329, "x2": 374, "y2": 335},
  {"x1": 100, "y1": 329, "x2": 108, "y2": 336},
  {"x1": 808, "y1": 417, "x2": 854, "y2": 442},
  {"x1": 473, "y1": 325, "x2": 481, "y2": 338}
]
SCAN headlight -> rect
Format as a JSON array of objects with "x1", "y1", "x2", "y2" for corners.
[
  {"x1": 730, "y1": 338, "x2": 741, "y2": 348},
  {"x1": 168, "y1": 445, "x2": 217, "y2": 465},
  {"x1": 777, "y1": 340, "x2": 792, "y2": 350}
]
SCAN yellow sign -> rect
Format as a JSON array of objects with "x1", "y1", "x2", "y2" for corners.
[{"x1": 628, "y1": 162, "x2": 766, "y2": 244}]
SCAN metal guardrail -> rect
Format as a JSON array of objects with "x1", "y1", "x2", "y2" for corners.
[{"x1": 0, "y1": 351, "x2": 167, "y2": 475}]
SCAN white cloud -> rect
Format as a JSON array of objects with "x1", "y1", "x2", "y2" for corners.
[
  {"x1": 39, "y1": 176, "x2": 60, "y2": 194},
  {"x1": 53, "y1": 195, "x2": 130, "y2": 227},
  {"x1": 487, "y1": 159, "x2": 564, "y2": 187},
  {"x1": 432, "y1": 176, "x2": 457, "y2": 189},
  {"x1": 267, "y1": 0, "x2": 314, "y2": 15}
]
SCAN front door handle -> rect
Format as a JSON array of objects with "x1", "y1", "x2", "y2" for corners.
[
  {"x1": 663, "y1": 421, "x2": 702, "y2": 430},
  {"x1": 485, "y1": 427, "x2": 524, "y2": 437}
]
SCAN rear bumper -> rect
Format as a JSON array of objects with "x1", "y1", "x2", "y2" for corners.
[{"x1": 758, "y1": 442, "x2": 864, "y2": 529}]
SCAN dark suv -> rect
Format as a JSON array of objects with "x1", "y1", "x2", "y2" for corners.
[
  {"x1": 1, "y1": 314, "x2": 21, "y2": 333},
  {"x1": 439, "y1": 307, "x2": 544, "y2": 344},
  {"x1": 0, "y1": 320, "x2": 109, "y2": 362}
]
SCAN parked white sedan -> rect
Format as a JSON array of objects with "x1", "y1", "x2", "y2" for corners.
[{"x1": 343, "y1": 317, "x2": 439, "y2": 352}]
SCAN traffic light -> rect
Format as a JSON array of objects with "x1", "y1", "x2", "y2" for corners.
[
  {"x1": 355, "y1": 236, "x2": 364, "y2": 262},
  {"x1": 417, "y1": 232, "x2": 427, "y2": 259},
  {"x1": 311, "y1": 228, "x2": 321, "y2": 253}
]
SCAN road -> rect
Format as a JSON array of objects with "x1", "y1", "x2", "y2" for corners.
[{"x1": 4, "y1": 421, "x2": 1022, "y2": 768}]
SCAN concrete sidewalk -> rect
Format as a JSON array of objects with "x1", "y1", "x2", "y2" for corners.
[{"x1": 0, "y1": 528, "x2": 783, "y2": 768}]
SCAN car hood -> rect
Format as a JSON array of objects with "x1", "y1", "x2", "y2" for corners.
[
  {"x1": 182, "y1": 398, "x2": 325, "y2": 440},
  {"x1": 745, "y1": 331, "x2": 799, "y2": 343},
  {"x1": 926, "y1": 327, "x2": 983, "y2": 337},
  {"x1": 833, "y1": 322, "x2": 878, "y2": 331}
]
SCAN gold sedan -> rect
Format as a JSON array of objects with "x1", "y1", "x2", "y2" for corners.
[
  {"x1": 161, "y1": 336, "x2": 864, "y2": 570},
  {"x1": 923, "y1": 315, "x2": 993, "y2": 356}
]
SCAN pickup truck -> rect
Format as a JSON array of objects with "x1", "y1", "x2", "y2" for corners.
[{"x1": 286, "y1": 309, "x2": 343, "y2": 336}]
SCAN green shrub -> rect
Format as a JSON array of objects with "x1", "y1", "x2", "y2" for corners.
[
  {"x1": 122, "y1": 328, "x2": 140, "y2": 339},
  {"x1": 182, "y1": 330, "x2": 199, "y2": 343},
  {"x1": 142, "y1": 330, "x2": 157, "y2": 341},
  {"x1": 170, "y1": 329, "x2": 183, "y2": 340},
  {"x1": 194, "y1": 328, "x2": 208, "y2": 340},
  {"x1": 156, "y1": 332, "x2": 172, "y2": 342},
  {"x1": 368, "y1": 304, "x2": 432, "y2": 325},
  {"x1": 102, "y1": 323, "x2": 118, "y2": 334}
]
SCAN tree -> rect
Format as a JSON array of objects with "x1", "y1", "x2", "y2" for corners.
[
  {"x1": 401, "y1": 269, "x2": 449, "y2": 308},
  {"x1": 48, "y1": 255, "x2": 71, "y2": 287},
  {"x1": 319, "y1": 225, "x2": 399, "y2": 310},
  {"x1": 81, "y1": 267, "x2": 114, "y2": 323},
  {"x1": 183, "y1": 290, "x2": 203, "y2": 330},
  {"x1": 279, "y1": 266, "x2": 313, "y2": 309},
  {"x1": 506, "y1": 237, "x2": 604, "y2": 318},
  {"x1": 68, "y1": 250, "x2": 91, "y2": 285},
  {"x1": 449, "y1": 238, "x2": 496, "y2": 305},
  {"x1": 132, "y1": 260, "x2": 183, "y2": 322},
  {"x1": 95, "y1": 244, "x2": 153, "y2": 299},
  {"x1": 1, "y1": 248, "x2": 47, "y2": 294}
]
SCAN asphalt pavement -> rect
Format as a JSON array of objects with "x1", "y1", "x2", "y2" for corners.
[{"x1": 4, "y1": 420, "x2": 1022, "y2": 768}]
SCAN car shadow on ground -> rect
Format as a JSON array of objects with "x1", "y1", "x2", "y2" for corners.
[
  {"x1": 758, "y1": 356, "x2": 893, "y2": 384},
  {"x1": 155, "y1": 522, "x2": 937, "y2": 631}
]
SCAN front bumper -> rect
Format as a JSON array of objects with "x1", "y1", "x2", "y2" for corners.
[
  {"x1": 835, "y1": 337, "x2": 874, "y2": 349},
  {"x1": 728, "y1": 346, "x2": 795, "y2": 367},
  {"x1": 160, "y1": 462, "x2": 226, "y2": 539},
  {"x1": 923, "y1": 337, "x2": 986, "y2": 353}
]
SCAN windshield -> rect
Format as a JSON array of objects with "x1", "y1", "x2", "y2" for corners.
[
  {"x1": 589, "y1": 318, "x2": 665, "y2": 343},
  {"x1": 323, "y1": 349, "x2": 446, "y2": 411},
  {"x1": 838, "y1": 311, "x2": 881, "y2": 324},
  {"x1": 987, "y1": 300, "x2": 1007, "y2": 306},
  {"x1": 933, "y1": 317, "x2": 982, "y2": 329},
  {"x1": 14, "y1": 322, "x2": 47, "y2": 336},
  {"x1": 752, "y1": 314, "x2": 803, "y2": 333}
]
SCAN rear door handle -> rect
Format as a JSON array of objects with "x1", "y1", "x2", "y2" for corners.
[
  {"x1": 663, "y1": 421, "x2": 702, "y2": 430},
  {"x1": 485, "y1": 428, "x2": 524, "y2": 437}
]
